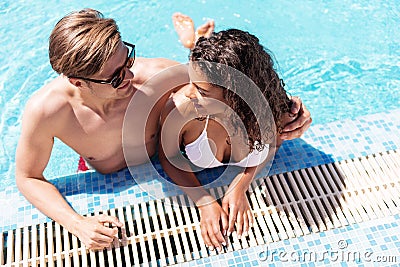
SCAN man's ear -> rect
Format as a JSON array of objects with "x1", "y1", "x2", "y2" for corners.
[{"x1": 68, "y1": 77, "x2": 82, "y2": 87}]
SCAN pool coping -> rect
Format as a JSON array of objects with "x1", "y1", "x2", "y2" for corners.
[{"x1": 0, "y1": 108, "x2": 399, "y2": 233}]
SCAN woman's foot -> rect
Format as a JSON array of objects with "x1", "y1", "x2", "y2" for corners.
[
  {"x1": 195, "y1": 20, "x2": 215, "y2": 40},
  {"x1": 172, "y1": 12, "x2": 196, "y2": 49},
  {"x1": 172, "y1": 12, "x2": 215, "y2": 49}
]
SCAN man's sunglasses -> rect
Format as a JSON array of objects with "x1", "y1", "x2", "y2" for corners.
[{"x1": 71, "y1": 41, "x2": 135, "y2": 89}]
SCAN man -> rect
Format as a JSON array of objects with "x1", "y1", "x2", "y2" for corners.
[{"x1": 15, "y1": 9, "x2": 311, "y2": 250}]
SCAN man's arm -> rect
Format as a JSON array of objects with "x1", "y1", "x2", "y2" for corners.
[{"x1": 15, "y1": 96, "x2": 122, "y2": 250}]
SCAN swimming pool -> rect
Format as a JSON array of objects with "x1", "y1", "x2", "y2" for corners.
[{"x1": 0, "y1": 0, "x2": 399, "y2": 188}]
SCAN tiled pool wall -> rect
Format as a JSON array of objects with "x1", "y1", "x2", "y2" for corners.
[
  {"x1": 1, "y1": 109, "x2": 399, "y2": 266},
  {"x1": 178, "y1": 214, "x2": 400, "y2": 267}
]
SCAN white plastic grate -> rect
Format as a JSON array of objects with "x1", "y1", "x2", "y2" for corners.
[{"x1": 1, "y1": 149, "x2": 399, "y2": 266}]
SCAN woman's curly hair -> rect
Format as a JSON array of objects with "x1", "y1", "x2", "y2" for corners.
[{"x1": 190, "y1": 29, "x2": 291, "y2": 150}]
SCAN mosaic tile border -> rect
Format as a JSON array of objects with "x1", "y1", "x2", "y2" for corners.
[
  {"x1": 0, "y1": 108, "x2": 399, "y2": 232},
  {"x1": 177, "y1": 214, "x2": 400, "y2": 267}
]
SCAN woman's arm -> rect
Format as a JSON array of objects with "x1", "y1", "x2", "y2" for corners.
[
  {"x1": 158, "y1": 96, "x2": 228, "y2": 251},
  {"x1": 221, "y1": 135, "x2": 282, "y2": 238}
]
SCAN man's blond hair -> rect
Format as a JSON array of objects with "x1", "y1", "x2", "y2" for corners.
[{"x1": 49, "y1": 8, "x2": 121, "y2": 78}]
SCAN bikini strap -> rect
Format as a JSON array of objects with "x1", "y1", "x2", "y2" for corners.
[{"x1": 204, "y1": 115, "x2": 210, "y2": 129}]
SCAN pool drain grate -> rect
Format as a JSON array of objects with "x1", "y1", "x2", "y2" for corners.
[{"x1": 1, "y1": 149, "x2": 399, "y2": 266}]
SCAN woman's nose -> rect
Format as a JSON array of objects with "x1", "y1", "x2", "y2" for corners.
[
  {"x1": 185, "y1": 83, "x2": 198, "y2": 99},
  {"x1": 125, "y1": 67, "x2": 134, "y2": 80}
]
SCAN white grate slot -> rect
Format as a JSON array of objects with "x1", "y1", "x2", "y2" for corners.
[
  {"x1": 315, "y1": 165, "x2": 349, "y2": 226},
  {"x1": 133, "y1": 203, "x2": 148, "y2": 265},
  {"x1": 38, "y1": 224, "x2": 45, "y2": 266},
  {"x1": 154, "y1": 200, "x2": 174, "y2": 265},
  {"x1": 22, "y1": 226, "x2": 29, "y2": 267},
  {"x1": 164, "y1": 198, "x2": 185, "y2": 263},
  {"x1": 124, "y1": 204, "x2": 140, "y2": 266},
  {"x1": 352, "y1": 158, "x2": 389, "y2": 217},
  {"x1": 6, "y1": 230, "x2": 13, "y2": 265},
  {"x1": 306, "y1": 168, "x2": 342, "y2": 229},
  {"x1": 336, "y1": 161, "x2": 376, "y2": 221},
  {"x1": 285, "y1": 172, "x2": 320, "y2": 232},
  {"x1": 252, "y1": 183, "x2": 282, "y2": 241},
  {"x1": 176, "y1": 195, "x2": 201, "y2": 260},
  {"x1": 267, "y1": 175, "x2": 296, "y2": 238},
  {"x1": 139, "y1": 202, "x2": 156, "y2": 266},
  {"x1": 0, "y1": 232, "x2": 3, "y2": 265},
  {"x1": 110, "y1": 209, "x2": 123, "y2": 267},
  {"x1": 294, "y1": 170, "x2": 328, "y2": 231},
  {"x1": 170, "y1": 196, "x2": 192, "y2": 262},
  {"x1": 1, "y1": 149, "x2": 399, "y2": 266},
  {"x1": 54, "y1": 222, "x2": 62, "y2": 266},
  {"x1": 247, "y1": 185, "x2": 269, "y2": 246},
  {"x1": 15, "y1": 227, "x2": 22, "y2": 265},
  {"x1": 148, "y1": 200, "x2": 166, "y2": 267},
  {"x1": 48, "y1": 221, "x2": 54, "y2": 267},
  {"x1": 275, "y1": 173, "x2": 310, "y2": 235},
  {"x1": 31, "y1": 226, "x2": 38, "y2": 267},
  {"x1": 62, "y1": 227, "x2": 71, "y2": 267},
  {"x1": 326, "y1": 163, "x2": 363, "y2": 223},
  {"x1": 363, "y1": 156, "x2": 400, "y2": 211},
  {"x1": 184, "y1": 195, "x2": 208, "y2": 258},
  {"x1": 339, "y1": 160, "x2": 381, "y2": 220}
]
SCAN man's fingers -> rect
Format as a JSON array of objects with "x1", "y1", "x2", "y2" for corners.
[
  {"x1": 98, "y1": 214, "x2": 123, "y2": 227},
  {"x1": 290, "y1": 96, "x2": 301, "y2": 114},
  {"x1": 92, "y1": 222, "x2": 119, "y2": 238},
  {"x1": 281, "y1": 116, "x2": 312, "y2": 139}
]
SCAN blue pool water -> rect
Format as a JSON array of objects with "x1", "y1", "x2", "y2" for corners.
[{"x1": 0, "y1": 0, "x2": 399, "y2": 189}]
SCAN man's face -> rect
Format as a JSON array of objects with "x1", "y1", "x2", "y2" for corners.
[{"x1": 82, "y1": 41, "x2": 136, "y2": 99}]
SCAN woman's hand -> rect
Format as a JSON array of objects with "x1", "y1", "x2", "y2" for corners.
[
  {"x1": 222, "y1": 185, "x2": 254, "y2": 239},
  {"x1": 198, "y1": 201, "x2": 229, "y2": 251},
  {"x1": 280, "y1": 96, "x2": 312, "y2": 140}
]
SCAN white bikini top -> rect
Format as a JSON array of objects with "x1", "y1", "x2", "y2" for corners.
[{"x1": 184, "y1": 116, "x2": 269, "y2": 169}]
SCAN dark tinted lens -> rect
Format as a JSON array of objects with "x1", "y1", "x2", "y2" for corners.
[
  {"x1": 127, "y1": 57, "x2": 135, "y2": 69},
  {"x1": 111, "y1": 69, "x2": 126, "y2": 88}
]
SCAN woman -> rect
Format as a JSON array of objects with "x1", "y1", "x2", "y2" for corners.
[{"x1": 159, "y1": 29, "x2": 299, "y2": 251}]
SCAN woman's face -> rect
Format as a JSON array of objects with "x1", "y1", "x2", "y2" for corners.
[{"x1": 187, "y1": 64, "x2": 227, "y2": 116}]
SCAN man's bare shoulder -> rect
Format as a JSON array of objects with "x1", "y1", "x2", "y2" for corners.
[
  {"x1": 134, "y1": 57, "x2": 187, "y2": 81},
  {"x1": 139, "y1": 57, "x2": 181, "y2": 70},
  {"x1": 23, "y1": 77, "x2": 73, "y2": 124}
]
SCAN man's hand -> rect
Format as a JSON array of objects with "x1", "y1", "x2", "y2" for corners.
[
  {"x1": 280, "y1": 96, "x2": 312, "y2": 140},
  {"x1": 72, "y1": 214, "x2": 123, "y2": 250}
]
